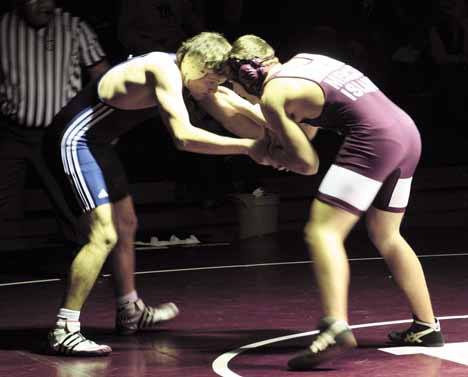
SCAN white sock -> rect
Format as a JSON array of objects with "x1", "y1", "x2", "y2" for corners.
[
  {"x1": 330, "y1": 319, "x2": 350, "y2": 334},
  {"x1": 415, "y1": 317, "x2": 440, "y2": 331},
  {"x1": 117, "y1": 290, "x2": 139, "y2": 309},
  {"x1": 56, "y1": 308, "x2": 80, "y2": 328}
]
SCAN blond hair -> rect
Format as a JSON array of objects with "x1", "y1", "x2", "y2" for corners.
[
  {"x1": 176, "y1": 32, "x2": 231, "y2": 83},
  {"x1": 229, "y1": 35, "x2": 276, "y2": 61}
]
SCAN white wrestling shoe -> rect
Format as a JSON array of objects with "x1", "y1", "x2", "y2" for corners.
[
  {"x1": 48, "y1": 321, "x2": 112, "y2": 356},
  {"x1": 116, "y1": 298, "x2": 179, "y2": 335}
]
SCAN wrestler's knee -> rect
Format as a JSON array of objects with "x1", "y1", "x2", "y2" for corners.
[
  {"x1": 366, "y1": 218, "x2": 398, "y2": 250},
  {"x1": 88, "y1": 221, "x2": 118, "y2": 255},
  {"x1": 303, "y1": 221, "x2": 327, "y2": 249},
  {"x1": 116, "y1": 212, "x2": 138, "y2": 241}
]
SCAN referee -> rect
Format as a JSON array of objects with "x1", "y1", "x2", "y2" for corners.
[{"x1": 0, "y1": 0, "x2": 109, "y2": 244}]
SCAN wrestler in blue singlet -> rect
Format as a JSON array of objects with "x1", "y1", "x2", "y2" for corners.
[{"x1": 48, "y1": 53, "x2": 175, "y2": 212}]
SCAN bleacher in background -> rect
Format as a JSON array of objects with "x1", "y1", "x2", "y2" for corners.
[{"x1": 1, "y1": 166, "x2": 467, "y2": 251}]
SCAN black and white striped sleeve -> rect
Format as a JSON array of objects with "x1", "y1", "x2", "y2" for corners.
[{"x1": 77, "y1": 20, "x2": 106, "y2": 67}]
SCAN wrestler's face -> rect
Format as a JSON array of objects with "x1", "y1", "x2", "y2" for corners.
[
  {"x1": 17, "y1": 0, "x2": 55, "y2": 28},
  {"x1": 186, "y1": 71, "x2": 226, "y2": 100}
]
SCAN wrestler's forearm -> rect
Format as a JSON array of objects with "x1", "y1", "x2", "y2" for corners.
[
  {"x1": 270, "y1": 145, "x2": 319, "y2": 176},
  {"x1": 174, "y1": 125, "x2": 255, "y2": 155}
]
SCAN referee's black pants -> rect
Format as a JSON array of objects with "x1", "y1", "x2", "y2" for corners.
[{"x1": 0, "y1": 118, "x2": 79, "y2": 243}]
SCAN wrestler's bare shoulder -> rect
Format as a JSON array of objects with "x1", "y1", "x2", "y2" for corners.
[{"x1": 98, "y1": 52, "x2": 177, "y2": 110}]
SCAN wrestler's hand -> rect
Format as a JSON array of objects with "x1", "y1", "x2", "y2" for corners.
[
  {"x1": 248, "y1": 135, "x2": 270, "y2": 165},
  {"x1": 264, "y1": 131, "x2": 292, "y2": 171},
  {"x1": 248, "y1": 132, "x2": 287, "y2": 170}
]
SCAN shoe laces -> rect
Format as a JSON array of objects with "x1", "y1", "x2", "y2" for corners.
[
  {"x1": 309, "y1": 330, "x2": 337, "y2": 353},
  {"x1": 403, "y1": 327, "x2": 435, "y2": 343}
]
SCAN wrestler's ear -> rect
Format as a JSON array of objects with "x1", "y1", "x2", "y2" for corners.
[{"x1": 221, "y1": 58, "x2": 241, "y2": 82}]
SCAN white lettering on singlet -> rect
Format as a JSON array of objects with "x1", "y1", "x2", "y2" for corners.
[{"x1": 323, "y1": 66, "x2": 379, "y2": 101}]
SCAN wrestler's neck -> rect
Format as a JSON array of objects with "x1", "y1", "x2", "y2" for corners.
[{"x1": 264, "y1": 62, "x2": 282, "y2": 83}]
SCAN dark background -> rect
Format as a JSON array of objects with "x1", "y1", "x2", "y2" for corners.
[{"x1": 2, "y1": 0, "x2": 467, "y2": 196}]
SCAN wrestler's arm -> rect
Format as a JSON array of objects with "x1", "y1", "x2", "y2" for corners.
[
  {"x1": 217, "y1": 86, "x2": 269, "y2": 128},
  {"x1": 148, "y1": 57, "x2": 257, "y2": 155},
  {"x1": 215, "y1": 85, "x2": 320, "y2": 139},
  {"x1": 299, "y1": 123, "x2": 319, "y2": 140},
  {"x1": 201, "y1": 86, "x2": 320, "y2": 162},
  {"x1": 260, "y1": 79, "x2": 321, "y2": 175},
  {"x1": 196, "y1": 86, "x2": 265, "y2": 139}
]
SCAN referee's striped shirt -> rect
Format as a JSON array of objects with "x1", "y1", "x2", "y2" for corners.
[{"x1": 0, "y1": 8, "x2": 106, "y2": 128}]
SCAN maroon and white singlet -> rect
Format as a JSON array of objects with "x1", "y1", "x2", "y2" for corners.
[{"x1": 265, "y1": 54, "x2": 421, "y2": 214}]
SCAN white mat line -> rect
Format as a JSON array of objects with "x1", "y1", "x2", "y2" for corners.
[
  {"x1": 0, "y1": 278, "x2": 61, "y2": 287},
  {"x1": 212, "y1": 315, "x2": 468, "y2": 377},
  {"x1": 2, "y1": 252, "x2": 468, "y2": 287}
]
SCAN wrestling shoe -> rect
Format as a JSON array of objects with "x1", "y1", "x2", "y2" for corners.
[
  {"x1": 288, "y1": 317, "x2": 357, "y2": 370},
  {"x1": 48, "y1": 321, "x2": 112, "y2": 356},
  {"x1": 116, "y1": 298, "x2": 179, "y2": 335},
  {"x1": 388, "y1": 317, "x2": 444, "y2": 346}
]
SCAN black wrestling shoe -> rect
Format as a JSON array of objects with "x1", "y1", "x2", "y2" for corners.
[
  {"x1": 288, "y1": 317, "x2": 357, "y2": 371},
  {"x1": 388, "y1": 317, "x2": 444, "y2": 347}
]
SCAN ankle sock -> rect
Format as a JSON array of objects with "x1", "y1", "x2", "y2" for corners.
[
  {"x1": 414, "y1": 315, "x2": 440, "y2": 331},
  {"x1": 56, "y1": 308, "x2": 80, "y2": 328}
]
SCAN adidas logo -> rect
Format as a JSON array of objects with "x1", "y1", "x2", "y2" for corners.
[{"x1": 98, "y1": 188, "x2": 108, "y2": 199}]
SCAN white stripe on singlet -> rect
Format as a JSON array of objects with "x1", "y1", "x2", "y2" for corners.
[
  {"x1": 68, "y1": 104, "x2": 114, "y2": 209},
  {"x1": 389, "y1": 177, "x2": 413, "y2": 208},
  {"x1": 61, "y1": 106, "x2": 98, "y2": 209},
  {"x1": 319, "y1": 164, "x2": 383, "y2": 211},
  {"x1": 61, "y1": 103, "x2": 114, "y2": 211}
]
